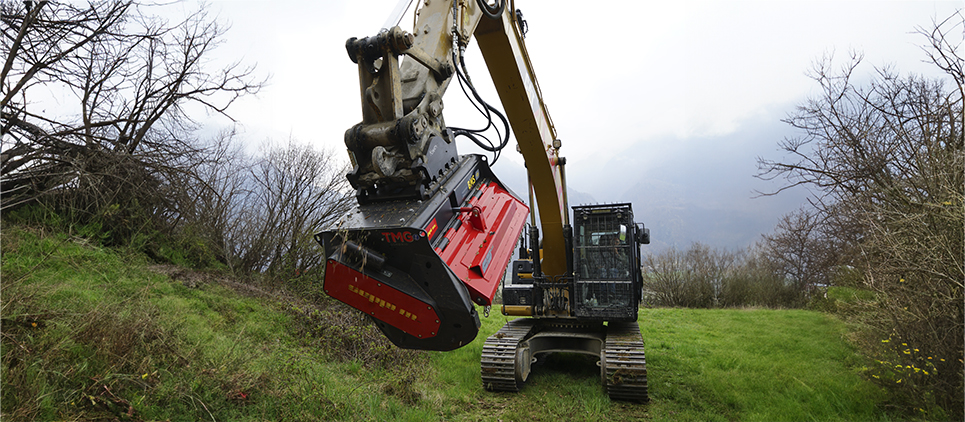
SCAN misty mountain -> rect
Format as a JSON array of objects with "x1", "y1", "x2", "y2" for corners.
[
  {"x1": 620, "y1": 179, "x2": 781, "y2": 252},
  {"x1": 606, "y1": 115, "x2": 811, "y2": 253},
  {"x1": 482, "y1": 111, "x2": 811, "y2": 253}
]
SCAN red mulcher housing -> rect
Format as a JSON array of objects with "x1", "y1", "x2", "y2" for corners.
[{"x1": 315, "y1": 154, "x2": 527, "y2": 351}]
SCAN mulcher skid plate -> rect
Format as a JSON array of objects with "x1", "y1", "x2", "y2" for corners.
[{"x1": 316, "y1": 155, "x2": 528, "y2": 351}]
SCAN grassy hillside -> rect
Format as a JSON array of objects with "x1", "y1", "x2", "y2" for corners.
[{"x1": 2, "y1": 225, "x2": 914, "y2": 421}]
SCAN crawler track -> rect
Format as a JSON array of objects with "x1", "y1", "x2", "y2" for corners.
[
  {"x1": 480, "y1": 319, "x2": 536, "y2": 392},
  {"x1": 602, "y1": 321, "x2": 648, "y2": 402}
]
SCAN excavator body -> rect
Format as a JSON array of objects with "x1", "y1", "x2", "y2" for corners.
[
  {"x1": 487, "y1": 203, "x2": 650, "y2": 401},
  {"x1": 317, "y1": 0, "x2": 652, "y2": 402}
]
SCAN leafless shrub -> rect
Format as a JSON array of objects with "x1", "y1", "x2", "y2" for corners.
[
  {"x1": 756, "y1": 12, "x2": 964, "y2": 417},
  {"x1": 169, "y1": 128, "x2": 252, "y2": 267},
  {"x1": 643, "y1": 247, "x2": 687, "y2": 306},
  {"x1": 643, "y1": 243, "x2": 799, "y2": 308},
  {"x1": 759, "y1": 208, "x2": 843, "y2": 298},
  {"x1": 226, "y1": 139, "x2": 354, "y2": 280}
]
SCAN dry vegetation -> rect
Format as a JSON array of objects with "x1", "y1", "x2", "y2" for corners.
[{"x1": 756, "y1": 14, "x2": 964, "y2": 418}]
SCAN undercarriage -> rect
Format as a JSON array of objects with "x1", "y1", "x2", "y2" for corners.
[{"x1": 480, "y1": 319, "x2": 648, "y2": 402}]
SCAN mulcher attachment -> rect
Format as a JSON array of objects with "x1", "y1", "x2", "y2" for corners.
[{"x1": 316, "y1": 155, "x2": 528, "y2": 351}]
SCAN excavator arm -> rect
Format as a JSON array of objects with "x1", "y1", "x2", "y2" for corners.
[
  {"x1": 316, "y1": 0, "x2": 568, "y2": 351},
  {"x1": 473, "y1": 4, "x2": 569, "y2": 277}
]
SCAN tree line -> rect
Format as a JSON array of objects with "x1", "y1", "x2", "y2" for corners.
[{"x1": 643, "y1": 240, "x2": 818, "y2": 310}]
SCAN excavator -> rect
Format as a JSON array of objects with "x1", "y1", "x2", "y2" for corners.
[{"x1": 315, "y1": 0, "x2": 651, "y2": 402}]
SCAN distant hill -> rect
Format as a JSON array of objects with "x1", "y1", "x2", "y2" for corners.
[{"x1": 482, "y1": 113, "x2": 812, "y2": 253}]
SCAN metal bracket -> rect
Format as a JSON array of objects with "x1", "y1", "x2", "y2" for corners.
[{"x1": 455, "y1": 206, "x2": 487, "y2": 231}]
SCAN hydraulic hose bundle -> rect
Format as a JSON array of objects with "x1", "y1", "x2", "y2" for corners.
[{"x1": 449, "y1": 0, "x2": 512, "y2": 164}]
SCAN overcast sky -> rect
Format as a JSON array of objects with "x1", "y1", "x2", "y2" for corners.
[{"x1": 197, "y1": 0, "x2": 961, "y2": 249}]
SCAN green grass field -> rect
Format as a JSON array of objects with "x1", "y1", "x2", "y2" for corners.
[
  {"x1": 2, "y1": 226, "x2": 911, "y2": 421},
  {"x1": 431, "y1": 308, "x2": 888, "y2": 421}
]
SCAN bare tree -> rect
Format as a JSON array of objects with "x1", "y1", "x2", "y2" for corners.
[
  {"x1": 1, "y1": 1, "x2": 263, "y2": 235},
  {"x1": 757, "y1": 12, "x2": 964, "y2": 416},
  {"x1": 759, "y1": 208, "x2": 842, "y2": 297},
  {"x1": 166, "y1": 128, "x2": 252, "y2": 267},
  {"x1": 643, "y1": 247, "x2": 687, "y2": 307},
  {"x1": 231, "y1": 140, "x2": 353, "y2": 279},
  {"x1": 686, "y1": 243, "x2": 741, "y2": 306}
]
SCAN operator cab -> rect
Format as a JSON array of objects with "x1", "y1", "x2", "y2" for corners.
[
  {"x1": 572, "y1": 204, "x2": 646, "y2": 321},
  {"x1": 502, "y1": 203, "x2": 649, "y2": 322}
]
